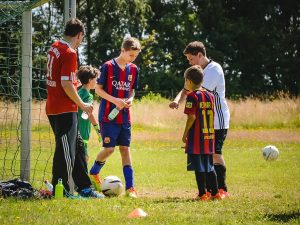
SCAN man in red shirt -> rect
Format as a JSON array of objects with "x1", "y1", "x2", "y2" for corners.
[{"x1": 46, "y1": 18, "x2": 103, "y2": 198}]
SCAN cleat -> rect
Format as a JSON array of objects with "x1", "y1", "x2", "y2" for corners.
[
  {"x1": 79, "y1": 188, "x2": 105, "y2": 199},
  {"x1": 211, "y1": 192, "x2": 225, "y2": 200},
  {"x1": 89, "y1": 174, "x2": 102, "y2": 192},
  {"x1": 219, "y1": 189, "x2": 230, "y2": 198},
  {"x1": 206, "y1": 191, "x2": 211, "y2": 198},
  {"x1": 195, "y1": 193, "x2": 211, "y2": 201},
  {"x1": 126, "y1": 187, "x2": 138, "y2": 198}
]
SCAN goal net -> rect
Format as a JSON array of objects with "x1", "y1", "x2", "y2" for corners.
[{"x1": 0, "y1": 0, "x2": 64, "y2": 188}]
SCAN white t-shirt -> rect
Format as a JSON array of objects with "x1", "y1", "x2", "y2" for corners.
[{"x1": 202, "y1": 60, "x2": 230, "y2": 129}]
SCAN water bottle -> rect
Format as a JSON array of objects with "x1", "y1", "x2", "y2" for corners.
[
  {"x1": 81, "y1": 111, "x2": 89, "y2": 120},
  {"x1": 108, "y1": 108, "x2": 120, "y2": 121},
  {"x1": 44, "y1": 180, "x2": 53, "y2": 192},
  {"x1": 55, "y1": 178, "x2": 64, "y2": 199}
]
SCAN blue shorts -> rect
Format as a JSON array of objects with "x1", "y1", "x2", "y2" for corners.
[
  {"x1": 100, "y1": 122, "x2": 131, "y2": 148},
  {"x1": 187, "y1": 154, "x2": 214, "y2": 172}
]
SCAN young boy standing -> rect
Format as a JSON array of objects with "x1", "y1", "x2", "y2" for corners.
[
  {"x1": 171, "y1": 41, "x2": 230, "y2": 197},
  {"x1": 90, "y1": 37, "x2": 141, "y2": 198},
  {"x1": 182, "y1": 65, "x2": 223, "y2": 201},
  {"x1": 77, "y1": 66, "x2": 102, "y2": 162}
]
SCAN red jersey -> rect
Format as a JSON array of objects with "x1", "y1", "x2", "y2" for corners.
[
  {"x1": 46, "y1": 40, "x2": 78, "y2": 115},
  {"x1": 97, "y1": 59, "x2": 138, "y2": 124},
  {"x1": 184, "y1": 90, "x2": 215, "y2": 154}
]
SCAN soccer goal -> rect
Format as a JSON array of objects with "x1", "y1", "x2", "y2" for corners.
[{"x1": 0, "y1": 0, "x2": 75, "y2": 187}]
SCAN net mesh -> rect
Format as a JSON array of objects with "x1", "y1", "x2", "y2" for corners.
[{"x1": 0, "y1": 0, "x2": 62, "y2": 188}]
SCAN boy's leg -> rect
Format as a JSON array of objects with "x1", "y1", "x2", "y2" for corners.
[
  {"x1": 118, "y1": 123, "x2": 136, "y2": 198},
  {"x1": 89, "y1": 122, "x2": 120, "y2": 191},
  {"x1": 207, "y1": 170, "x2": 218, "y2": 196},
  {"x1": 119, "y1": 146, "x2": 134, "y2": 189},
  {"x1": 195, "y1": 171, "x2": 206, "y2": 196},
  {"x1": 72, "y1": 132, "x2": 92, "y2": 192},
  {"x1": 214, "y1": 129, "x2": 228, "y2": 192}
]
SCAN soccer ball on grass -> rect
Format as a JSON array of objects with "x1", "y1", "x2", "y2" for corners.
[
  {"x1": 262, "y1": 145, "x2": 279, "y2": 161},
  {"x1": 101, "y1": 176, "x2": 123, "y2": 197}
]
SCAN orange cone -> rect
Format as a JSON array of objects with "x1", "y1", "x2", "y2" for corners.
[{"x1": 128, "y1": 208, "x2": 148, "y2": 218}]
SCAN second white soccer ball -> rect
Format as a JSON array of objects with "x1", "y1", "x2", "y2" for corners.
[
  {"x1": 262, "y1": 145, "x2": 279, "y2": 161},
  {"x1": 101, "y1": 175, "x2": 123, "y2": 197}
]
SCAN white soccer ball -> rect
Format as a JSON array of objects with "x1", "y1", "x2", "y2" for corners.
[
  {"x1": 262, "y1": 145, "x2": 279, "y2": 161},
  {"x1": 101, "y1": 175, "x2": 123, "y2": 197}
]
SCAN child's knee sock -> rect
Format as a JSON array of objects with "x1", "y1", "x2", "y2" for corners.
[
  {"x1": 90, "y1": 161, "x2": 105, "y2": 175},
  {"x1": 123, "y1": 165, "x2": 134, "y2": 189}
]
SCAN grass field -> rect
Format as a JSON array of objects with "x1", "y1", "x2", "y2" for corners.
[{"x1": 0, "y1": 96, "x2": 300, "y2": 224}]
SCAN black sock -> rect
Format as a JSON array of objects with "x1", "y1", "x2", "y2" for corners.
[
  {"x1": 208, "y1": 170, "x2": 218, "y2": 195},
  {"x1": 214, "y1": 164, "x2": 227, "y2": 191},
  {"x1": 195, "y1": 171, "x2": 206, "y2": 196},
  {"x1": 206, "y1": 173, "x2": 212, "y2": 193}
]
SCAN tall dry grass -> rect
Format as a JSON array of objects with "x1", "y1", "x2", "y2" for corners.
[
  {"x1": 228, "y1": 97, "x2": 300, "y2": 128},
  {"x1": 1, "y1": 95, "x2": 299, "y2": 129}
]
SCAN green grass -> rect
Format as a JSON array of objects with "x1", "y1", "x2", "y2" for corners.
[
  {"x1": 1, "y1": 96, "x2": 300, "y2": 224},
  {"x1": 1, "y1": 129, "x2": 300, "y2": 225}
]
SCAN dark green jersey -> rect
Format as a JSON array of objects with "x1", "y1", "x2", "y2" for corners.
[{"x1": 78, "y1": 88, "x2": 93, "y2": 141}]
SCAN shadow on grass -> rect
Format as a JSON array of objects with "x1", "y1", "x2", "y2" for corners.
[{"x1": 265, "y1": 211, "x2": 300, "y2": 223}]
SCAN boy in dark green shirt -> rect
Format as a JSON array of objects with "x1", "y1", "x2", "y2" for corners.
[{"x1": 77, "y1": 66, "x2": 101, "y2": 162}]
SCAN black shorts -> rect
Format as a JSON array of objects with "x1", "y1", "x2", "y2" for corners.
[
  {"x1": 187, "y1": 154, "x2": 214, "y2": 172},
  {"x1": 215, "y1": 129, "x2": 228, "y2": 154}
]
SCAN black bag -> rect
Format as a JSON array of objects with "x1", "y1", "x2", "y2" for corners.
[{"x1": 0, "y1": 178, "x2": 35, "y2": 199}]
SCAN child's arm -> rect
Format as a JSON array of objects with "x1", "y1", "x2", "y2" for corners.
[
  {"x1": 124, "y1": 89, "x2": 135, "y2": 108},
  {"x1": 95, "y1": 84, "x2": 128, "y2": 109},
  {"x1": 87, "y1": 112, "x2": 102, "y2": 143},
  {"x1": 182, "y1": 114, "x2": 196, "y2": 143},
  {"x1": 169, "y1": 88, "x2": 189, "y2": 109}
]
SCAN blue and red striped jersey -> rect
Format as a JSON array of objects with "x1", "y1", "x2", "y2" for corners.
[
  {"x1": 97, "y1": 59, "x2": 138, "y2": 124},
  {"x1": 184, "y1": 90, "x2": 215, "y2": 154}
]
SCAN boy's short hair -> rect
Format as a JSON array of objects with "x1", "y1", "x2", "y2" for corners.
[
  {"x1": 184, "y1": 65, "x2": 204, "y2": 85},
  {"x1": 183, "y1": 41, "x2": 206, "y2": 56},
  {"x1": 77, "y1": 65, "x2": 99, "y2": 85},
  {"x1": 122, "y1": 37, "x2": 141, "y2": 51},
  {"x1": 64, "y1": 18, "x2": 85, "y2": 37}
]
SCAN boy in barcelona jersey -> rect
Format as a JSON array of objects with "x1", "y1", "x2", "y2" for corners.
[
  {"x1": 89, "y1": 37, "x2": 141, "y2": 198},
  {"x1": 170, "y1": 41, "x2": 230, "y2": 197},
  {"x1": 182, "y1": 65, "x2": 224, "y2": 201}
]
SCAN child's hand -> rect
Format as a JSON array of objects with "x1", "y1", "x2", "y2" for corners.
[
  {"x1": 81, "y1": 102, "x2": 93, "y2": 114},
  {"x1": 124, "y1": 98, "x2": 133, "y2": 108},
  {"x1": 115, "y1": 98, "x2": 128, "y2": 109},
  {"x1": 169, "y1": 101, "x2": 179, "y2": 109},
  {"x1": 93, "y1": 124, "x2": 102, "y2": 143}
]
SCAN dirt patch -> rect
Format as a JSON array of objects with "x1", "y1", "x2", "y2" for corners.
[{"x1": 133, "y1": 129, "x2": 300, "y2": 143}]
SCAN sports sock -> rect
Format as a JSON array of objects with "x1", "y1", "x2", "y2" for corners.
[
  {"x1": 195, "y1": 171, "x2": 206, "y2": 196},
  {"x1": 214, "y1": 164, "x2": 227, "y2": 191},
  {"x1": 206, "y1": 173, "x2": 212, "y2": 193},
  {"x1": 123, "y1": 165, "x2": 134, "y2": 189},
  {"x1": 89, "y1": 161, "x2": 105, "y2": 175},
  {"x1": 208, "y1": 170, "x2": 218, "y2": 196}
]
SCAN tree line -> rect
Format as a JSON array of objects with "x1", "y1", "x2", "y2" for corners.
[{"x1": 1, "y1": 0, "x2": 299, "y2": 100}]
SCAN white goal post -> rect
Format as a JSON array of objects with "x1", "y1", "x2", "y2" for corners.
[{"x1": 0, "y1": 0, "x2": 76, "y2": 181}]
